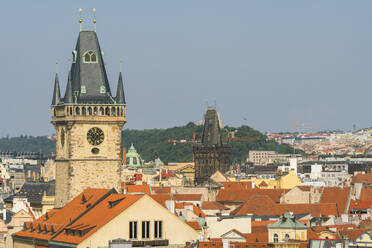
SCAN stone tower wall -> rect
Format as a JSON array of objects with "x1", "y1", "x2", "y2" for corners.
[{"x1": 52, "y1": 106, "x2": 125, "y2": 207}]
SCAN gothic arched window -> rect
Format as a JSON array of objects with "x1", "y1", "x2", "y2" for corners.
[{"x1": 83, "y1": 51, "x2": 98, "y2": 63}]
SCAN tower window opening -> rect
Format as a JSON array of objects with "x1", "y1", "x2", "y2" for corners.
[
  {"x1": 82, "y1": 107, "x2": 86, "y2": 115},
  {"x1": 111, "y1": 107, "x2": 116, "y2": 116},
  {"x1": 70, "y1": 107, "x2": 72, "y2": 115},
  {"x1": 83, "y1": 51, "x2": 98, "y2": 63},
  {"x1": 100, "y1": 107, "x2": 104, "y2": 115},
  {"x1": 94, "y1": 107, "x2": 98, "y2": 115},
  {"x1": 75, "y1": 107, "x2": 80, "y2": 115},
  {"x1": 88, "y1": 107, "x2": 92, "y2": 115},
  {"x1": 105, "y1": 107, "x2": 110, "y2": 116}
]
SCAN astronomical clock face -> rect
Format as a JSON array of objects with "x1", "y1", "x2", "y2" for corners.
[{"x1": 87, "y1": 127, "x2": 104, "y2": 146}]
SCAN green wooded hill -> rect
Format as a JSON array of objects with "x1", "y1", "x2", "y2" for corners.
[
  {"x1": 0, "y1": 123, "x2": 299, "y2": 164},
  {"x1": 123, "y1": 123, "x2": 297, "y2": 164}
]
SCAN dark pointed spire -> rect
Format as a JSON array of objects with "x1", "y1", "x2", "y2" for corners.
[
  {"x1": 116, "y1": 72, "x2": 126, "y2": 104},
  {"x1": 51, "y1": 73, "x2": 61, "y2": 105},
  {"x1": 64, "y1": 70, "x2": 73, "y2": 104},
  {"x1": 201, "y1": 108, "x2": 223, "y2": 146}
]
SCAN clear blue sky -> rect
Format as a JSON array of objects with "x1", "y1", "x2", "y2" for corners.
[{"x1": 1, "y1": 1, "x2": 372, "y2": 136}]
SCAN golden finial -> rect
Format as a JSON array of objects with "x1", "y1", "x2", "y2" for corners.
[
  {"x1": 79, "y1": 8, "x2": 83, "y2": 31},
  {"x1": 56, "y1": 61, "x2": 58, "y2": 74},
  {"x1": 120, "y1": 59, "x2": 123, "y2": 73},
  {"x1": 93, "y1": 8, "x2": 97, "y2": 31}
]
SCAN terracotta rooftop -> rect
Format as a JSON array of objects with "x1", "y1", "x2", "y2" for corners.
[
  {"x1": 123, "y1": 183, "x2": 150, "y2": 195},
  {"x1": 186, "y1": 221, "x2": 202, "y2": 231},
  {"x1": 232, "y1": 194, "x2": 284, "y2": 216},
  {"x1": 319, "y1": 187, "x2": 351, "y2": 215},
  {"x1": 220, "y1": 181, "x2": 252, "y2": 190},
  {"x1": 15, "y1": 188, "x2": 113, "y2": 242},
  {"x1": 360, "y1": 187, "x2": 372, "y2": 201},
  {"x1": 151, "y1": 186, "x2": 171, "y2": 194},
  {"x1": 297, "y1": 186, "x2": 311, "y2": 192},
  {"x1": 283, "y1": 203, "x2": 338, "y2": 217},
  {"x1": 352, "y1": 173, "x2": 372, "y2": 185},
  {"x1": 173, "y1": 194, "x2": 202, "y2": 201},
  {"x1": 217, "y1": 188, "x2": 289, "y2": 203},
  {"x1": 258, "y1": 181, "x2": 268, "y2": 187},
  {"x1": 52, "y1": 194, "x2": 142, "y2": 244},
  {"x1": 201, "y1": 201, "x2": 227, "y2": 210}
]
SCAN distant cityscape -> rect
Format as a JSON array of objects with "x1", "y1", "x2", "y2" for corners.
[{"x1": 2, "y1": 10, "x2": 372, "y2": 248}]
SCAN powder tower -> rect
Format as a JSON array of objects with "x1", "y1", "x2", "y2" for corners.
[
  {"x1": 193, "y1": 107, "x2": 230, "y2": 185},
  {"x1": 51, "y1": 30, "x2": 126, "y2": 207}
]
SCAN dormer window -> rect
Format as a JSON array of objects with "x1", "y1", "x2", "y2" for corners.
[
  {"x1": 100, "y1": 85, "x2": 106, "y2": 94},
  {"x1": 83, "y1": 51, "x2": 98, "y2": 63},
  {"x1": 81, "y1": 85, "x2": 86, "y2": 94}
]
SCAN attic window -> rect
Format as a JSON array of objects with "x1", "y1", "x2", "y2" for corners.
[
  {"x1": 83, "y1": 51, "x2": 98, "y2": 63},
  {"x1": 81, "y1": 85, "x2": 86, "y2": 94},
  {"x1": 100, "y1": 85, "x2": 106, "y2": 94}
]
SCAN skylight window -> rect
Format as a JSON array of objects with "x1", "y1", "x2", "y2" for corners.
[{"x1": 83, "y1": 51, "x2": 98, "y2": 63}]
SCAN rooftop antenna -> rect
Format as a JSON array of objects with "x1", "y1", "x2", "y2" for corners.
[
  {"x1": 120, "y1": 59, "x2": 123, "y2": 73},
  {"x1": 79, "y1": 8, "x2": 83, "y2": 31},
  {"x1": 55, "y1": 61, "x2": 58, "y2": 74},
  {"x1": 93, "y1": 8, "x2": 97, "y2": 32}
]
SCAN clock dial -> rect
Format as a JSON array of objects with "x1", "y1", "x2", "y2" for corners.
[{"x1": 87, "y1": 127, "x2": 104, "y2": 146}]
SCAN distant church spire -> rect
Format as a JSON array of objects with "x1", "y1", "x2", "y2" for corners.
[
  {"x1": 116, "y1": 71, "x2": 126, "y2": 104},
  {"x1": 64, "y1": 70, "x2": 73, "y2": 104},
  {"x1": 52, "y1": 72, "x2": 61, "y2": 105}
]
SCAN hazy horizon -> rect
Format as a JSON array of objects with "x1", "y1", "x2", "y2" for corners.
[{"x1": 1, "y1": 1, "x2": 372, "y2": 136}]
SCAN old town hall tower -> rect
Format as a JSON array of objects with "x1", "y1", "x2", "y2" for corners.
[{"x1": 51, "y1": 30, "x2": 126, "y2": 207}]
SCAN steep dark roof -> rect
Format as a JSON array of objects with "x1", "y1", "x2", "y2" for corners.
[
  {"x1": 63, "y1": 70, "x2": 73, "y2": 104},
  {"x1": 13, "y1": 181, "x2": 55, "y2": 204},
  {"x1": 67, "y1": 31, "x2": 114, "y2": 104},
  {"x1": 51, "y1": 73, "x2": 61, "y2": 105},
  {"x1": 201, "y1": 108, "x2": 223, "y2": 146},
  {"x1": 116, "y1": 72, "x2": 126, "y2": 104}
]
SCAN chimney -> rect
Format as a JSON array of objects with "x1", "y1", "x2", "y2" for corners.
[{"x1": 122, "y1": 148, "x2": 127, "y2": 165}]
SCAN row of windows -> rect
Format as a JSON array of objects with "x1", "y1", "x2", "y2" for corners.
[
  {"x1": 52, "y1": 106, "x2": 125, "y2": 117},
  {"x1": 129, "y1": 221, "x2": 162, "y2": 239}
]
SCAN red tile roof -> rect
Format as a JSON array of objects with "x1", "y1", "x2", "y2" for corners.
[
  {"x1": 339, "y1": 228, "x2": 371, "y2": 241},
  {"x1": 52, "y1": 194, "x2": 142, "y2": 244},
  {"x1": 151, "y1": 186, "x2": 171, "y2": 194},
  {"x1": 186, "y1": 221, "x2": 202, "y2": 231},
  {"x1": 352, "y1": 174, "x2": 372, "y2": 184},
  {"x1": 15, "y1": 188, "x2": 113, "y2": 242},
  {"x1": 149, "y1": 194, "x2": 172, "y2": 206},
  {"x1": 173, "y1": 194, "x2": 202, "y2": 201},
  {"x1": 361, "y1": 187, "x2": 372, "y2": 201},
  {"x1": 349, "y1": 200, "x2": 372, "y2": 210},
  {"x1": 258, "y1": 181, "x2": 268, "y2": 187},
  {"x1": 319, "y1": 187, "x2": 351, "y2": 215},
  {"x1": 217, "y1": 188, "x2": 289, "y2": 203},
  {"x1": 297, "y1": 186, "x2": 311, "y2": 192},
  {"x1": 123, "y1": 183, "x2": 150, "y2": 194},
  {"x1": 201, "y1": 201, "x2": 227, "y2": 210},
  {"x1": 232, "y1": 194, "x2": 284, "y2": 216},
  {"x1": 221, "y1": 182, "x2": 252, "y2": 190},
  {"x1": 283, "y1": 203, "x2": 338, "y2": 217}
]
